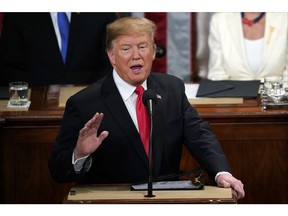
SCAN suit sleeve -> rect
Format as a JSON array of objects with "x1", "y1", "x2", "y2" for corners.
[
  {"x1": 181, "y1": 81, "x2": 231, "y2": 180},
  {"x1": 48, "y1": 97, "x2": 88, "y2": 183}
]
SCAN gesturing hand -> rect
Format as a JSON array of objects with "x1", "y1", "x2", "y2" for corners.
[{"x1": 74, "y1": 112, "x2": 109, "y2": 160}]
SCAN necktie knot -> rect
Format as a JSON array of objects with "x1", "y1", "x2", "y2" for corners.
[{"x1": 135, "y1": 86, "x2": 144, "y2": 96}]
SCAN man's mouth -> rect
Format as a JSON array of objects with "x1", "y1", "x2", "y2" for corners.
[{"x1": 130, "y1": 65, "x2": 143, "y2": 72}]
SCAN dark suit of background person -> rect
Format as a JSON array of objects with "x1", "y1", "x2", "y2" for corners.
[{"x1": 0, "y1": 12, "x2": 118, "y2": 86}]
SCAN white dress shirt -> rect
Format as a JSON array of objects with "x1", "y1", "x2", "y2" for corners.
[
  {"x1": 244, "y1": 38, "x2": 264, "y2": 74},
  {"x1": 113, "y1": 69, "x2": 147, "y2": 131}
]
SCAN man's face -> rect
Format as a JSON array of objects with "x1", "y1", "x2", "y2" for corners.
[{"x1": 107, "y1": 33, "x2": 156, "y2": 86}]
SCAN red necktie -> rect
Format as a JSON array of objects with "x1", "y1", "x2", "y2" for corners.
[{"x1": 135, "y1": 86, "x2": 150, "y2": 155}]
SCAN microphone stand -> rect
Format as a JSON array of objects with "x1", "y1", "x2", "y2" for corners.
[{"x1": 145, "y1": 100, "x2": 155, "y2": 198}]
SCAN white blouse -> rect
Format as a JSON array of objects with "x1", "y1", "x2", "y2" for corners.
[{"x1": 244, "y1": 38, "x2": 264, "y2": 74}]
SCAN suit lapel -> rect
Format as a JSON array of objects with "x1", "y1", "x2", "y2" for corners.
[
  {"x1": 64, "y1": 12, "x2": 78, "y2": 65},
  {"x1": 100, "y1": 73, "x2": 168, "y2": 175},
  {"x1": 228, "y1": 13, "x2": 250, "y2": 70},
  {"x1": 260, "y1": 13, "x2": 279, "y2": 72},
  {"x1": 102, "y1": 74, "x2": 149, "y2": 168},
  {"x1": 38, "y1": 13, "x2": 62, "y2": 64}
]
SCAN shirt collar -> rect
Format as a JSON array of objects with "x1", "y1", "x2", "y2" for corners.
[{"x1": 113, "y1": 69, "x2": 147, "y2": 101}]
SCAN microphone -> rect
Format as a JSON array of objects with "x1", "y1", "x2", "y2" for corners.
[
  {"x1": 142, "y1": 89, "x2": 158, "y2": 197},
  {"x1": 142, "y1": 89, "x2": 158, "y2": 116}
]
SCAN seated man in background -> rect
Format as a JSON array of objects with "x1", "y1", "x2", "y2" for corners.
[
  {"x1": 0, "y1": 12, "x2": 118, "y2": 86},
  {"x1": 208, "y1": 12, "x2": 288, "y2": 81},
  {"x1": 48, "y1": 17, "x2": 245, "y2": 199}
]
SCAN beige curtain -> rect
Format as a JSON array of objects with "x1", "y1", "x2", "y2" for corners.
[{"x1": 196, "y1": 12, "x2": 214, "y2": 78}]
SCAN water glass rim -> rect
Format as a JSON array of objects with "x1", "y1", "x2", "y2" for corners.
[{"x1": 9, "y1": 81, "x2": 28, "y2": 87}]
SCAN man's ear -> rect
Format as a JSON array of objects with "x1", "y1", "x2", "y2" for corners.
[
  {"x1": 107, "y1": 49, "x2": 116, "y2": 67},
  {"x1": 152, "y1": 44, "x2": 156, "y2": 60}
]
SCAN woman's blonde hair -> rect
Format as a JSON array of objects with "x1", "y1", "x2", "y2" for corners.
[{"x1": 106, "y1": 17, "x2": 156, "y2": 49}]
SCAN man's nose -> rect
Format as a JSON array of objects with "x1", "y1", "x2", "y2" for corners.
[{"x1": 132, "y1": 47, "x2": 140, "y2": 59}]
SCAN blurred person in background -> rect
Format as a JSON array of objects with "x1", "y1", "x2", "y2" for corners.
[
  {"x1": 208, "y1": 12, "x2": 288, "y2": 81},
  {"x1": 0, "y1": 12, "x2": 118, "y2": 86}
]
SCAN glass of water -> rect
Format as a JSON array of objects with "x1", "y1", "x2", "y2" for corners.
[{"x1": 9, "y1": 81, "x2": 29, "y2": 106}]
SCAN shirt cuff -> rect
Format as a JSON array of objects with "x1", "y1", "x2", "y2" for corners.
[
  {"x1": 72, "y1": 153, "x2": 91, "y2": 173},
  {"x1": 215, "y1": 171, "x2": 232, "y2": 182}
]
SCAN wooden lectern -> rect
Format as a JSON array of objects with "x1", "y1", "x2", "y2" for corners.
[{"x1": 64, "y1": 184, "x2": 237, "y2": 204}]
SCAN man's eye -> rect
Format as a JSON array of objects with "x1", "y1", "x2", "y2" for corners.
[
  {"x1": 121, "y1": 47, "x2": 131, "y2": 52},
  {"x1": 139, "y1": 45, "x2": 147, "y2": 50}
]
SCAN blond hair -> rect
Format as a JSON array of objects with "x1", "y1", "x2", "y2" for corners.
[{"x1": 106, "y1": 17, "x2": 156, "y2": 49}]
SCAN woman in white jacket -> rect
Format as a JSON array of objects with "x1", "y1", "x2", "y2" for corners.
[{"x1": 208, "y1": 12, "x2": 288, "y2": 81}]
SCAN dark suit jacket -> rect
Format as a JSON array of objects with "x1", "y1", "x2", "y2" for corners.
[
  {"x1": 49, "y1": 72, "x2": 231, "y2": 184},
  {"x1": 0, "y1": 12, "x2": 117, "y2": 86}
]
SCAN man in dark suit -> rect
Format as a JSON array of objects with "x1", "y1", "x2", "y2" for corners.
[
  {"x1": 0, "y1": 12, "x2": 117, "y2": 86},
  {"x1": 48, "y1": 17, "x2": 245, "y2": 199}
]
